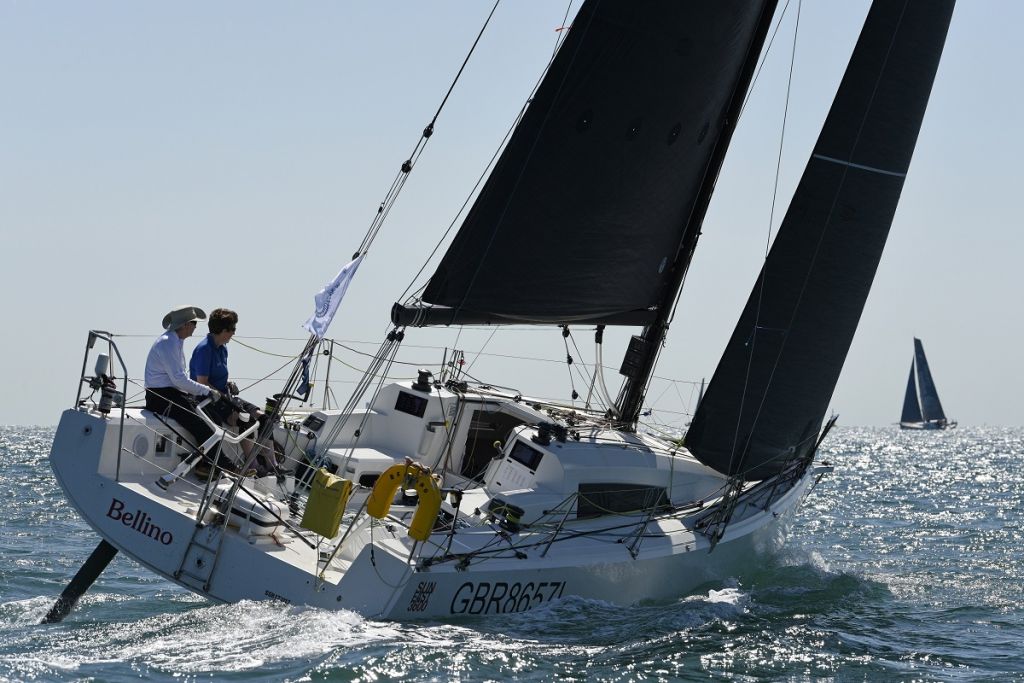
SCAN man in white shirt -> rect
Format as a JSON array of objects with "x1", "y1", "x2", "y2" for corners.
[{"x1": 144, "y1": 305, "x2": 221, "y2": 455}]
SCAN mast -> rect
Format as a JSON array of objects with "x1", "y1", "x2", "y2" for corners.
[{"x1": 613, "y1": 3, "x2": 779, "y2": 425}]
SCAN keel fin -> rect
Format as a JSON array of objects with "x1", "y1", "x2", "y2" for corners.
[{"x1": 41, "y1": 539, "x2": 118, "y2": 624}]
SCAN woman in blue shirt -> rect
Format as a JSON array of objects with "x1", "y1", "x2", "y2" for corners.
[
  {"x1": 190, "y1": 308, "x2": 266, "y2": 471},
  {"x1": 190, "y1": 308, "x2": 235, "y2": 394}
]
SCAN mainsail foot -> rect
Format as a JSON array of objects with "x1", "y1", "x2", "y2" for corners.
[{"x1": 41, "y1": 539, "x2": 118, "y2": 624}]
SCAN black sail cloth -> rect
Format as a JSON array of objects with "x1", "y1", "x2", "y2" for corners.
[
  {"x1": 393, "y1": 1, "x2": 776, "y2": 327},
  {"x1": 901, "y1": 360, "x2": 923, "y2": 423},
  {"x1": 685, "y1": 0, "x2": 955, "y2": 480},
  {"x1": 913, "y1": 337, "x2": 947, "y2": 422}
]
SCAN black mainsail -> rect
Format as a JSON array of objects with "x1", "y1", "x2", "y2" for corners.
[
  {"x1": 392, "y1": 1, "x2": 777, "y2": 328},
  {"x1": 686, "y1": 0, "x2": 955, "y2": 480}
]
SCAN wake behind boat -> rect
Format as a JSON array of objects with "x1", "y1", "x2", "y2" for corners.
[{"x1": 45, "y1": 0, "x2": 954, "y2": 621}]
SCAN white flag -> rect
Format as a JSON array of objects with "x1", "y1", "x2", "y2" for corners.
[{"x1": 303, "y1": 254, "x2": 365, "y2": 339}]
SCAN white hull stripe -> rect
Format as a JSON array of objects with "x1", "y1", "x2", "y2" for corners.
[{"x1": 812, "y1": 153, "x2": 906, "y2": 178}]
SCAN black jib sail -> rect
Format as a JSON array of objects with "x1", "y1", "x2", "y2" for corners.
[
  {"x1": 392, "y1": 1, "x2": 776, "y2": 328},
  {"x1": 900, "y1": 360, "x2": 923, "y2": 423},
  {"x1": 686, "y1": 0, "x2": 955, "y2": 481},
  {"x1": 913, "y1": 337, "x2": 947, "y2": 422}
]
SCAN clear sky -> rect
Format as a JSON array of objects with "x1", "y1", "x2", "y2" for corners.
[{"x1": 2, "y1": 1, "x2": 1020, "y2": 427}]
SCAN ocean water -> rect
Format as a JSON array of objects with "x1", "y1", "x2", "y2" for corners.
[{"x1": 1, "y1": 425, "x2": 1021, "y2": 682}]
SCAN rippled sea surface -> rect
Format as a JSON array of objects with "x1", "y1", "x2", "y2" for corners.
[{"x1": 2, "y1": 425, "x2": 1022, "y2": 682}]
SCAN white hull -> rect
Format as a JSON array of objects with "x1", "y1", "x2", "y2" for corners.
[
  {"x1": 899, "y1": 420, "x2": 956, "y2": 430},
  {"x1": 50, "y1": 406, "x2": 824, "y2": 619}
]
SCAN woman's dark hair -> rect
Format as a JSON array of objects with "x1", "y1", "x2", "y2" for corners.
[{"x1": 208, "y1": 308, "x2": 238, "y2": 334}]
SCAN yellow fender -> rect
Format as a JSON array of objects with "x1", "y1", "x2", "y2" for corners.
[{"x1": 366, "y1": 460, "x2": 442, "y2": 542}]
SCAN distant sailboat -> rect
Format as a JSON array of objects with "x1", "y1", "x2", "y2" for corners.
[{"x1": 900, "y1": 338, "x2": 956, "y2": 430}]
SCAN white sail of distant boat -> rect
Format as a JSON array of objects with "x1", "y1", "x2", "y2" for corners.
[
  {"x1": 900, "y1": 338, "x2": 956, "y2": 430},
  {"x1": 44, "y1": 0, "x2": 955, "y2": 621}
]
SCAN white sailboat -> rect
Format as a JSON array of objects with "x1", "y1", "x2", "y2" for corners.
[{"x1": 45, "y1": 0, "x2": 954, "y2": 621}]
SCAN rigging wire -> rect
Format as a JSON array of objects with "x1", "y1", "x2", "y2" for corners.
[
  {"x1": 551, "y1": 1, "x2": 577, "y2": 58},
  {"x1": 237, "y1": 353, "x2": 305, "y2": 396},
  {"x1": 559, "y1": 326, "x2": 579, "y2": 403},
  {"x1": 726, "y1": 0, "x2": 804, "y2": 475},
  {"x1": 317, "y1": 331, "x2": 405, "y2": 464},
  {"x1": 727, "y1": 2, "x2": 907, "y2": 482},
  {"x1": 357, "y1": 0, "x2": 503, "y2": 259},
  {"x1": 674, "y1": 380, "x2": 697, "y2": 420},
  {"x1": 565, "y1": 328, "x2": 602, "y2": 408},
  {"x1": 231, "y1": 338, "x2": 300, "y2": 360},
  {"x1": 635, "y1": 1, "x2": 796, "y2": 353},
  {"x1": 558, "y1": 325, "x2": 613, "y2": 414},
  {"x1": 114, "y1": 328, "x2": 699, "y2": 416},
  {"x1": 397, "y1": 0, "x2": 578, "y2": 310},
  {"x1": 447, "y1": 8, "x2": 593, "y2": 325},
  {"x1": 610, "y1": 1, "x2": 794, "y2": 426},
  {"x1": 464, "y1": 326, "x2": 500, "y2": 374},
  {"x1": 646, "y1": 378, "x2": 679, "y2": 415},
  {"x1": 739, "y1": 0, "x2": 795, "y2": 118},
  {"x1": 285, "y1": 1, "x2": 528, "y2": 454}
]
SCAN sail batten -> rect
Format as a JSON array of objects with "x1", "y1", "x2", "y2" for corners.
[
  {"x1": 811, "y1": 154, "x2": 908, "y2": 178},
  {"x1": 394, "y1": 1, "x2": 777, "y2": 328},
  {"x1": 685, "y1": 0, "x2": 955, "y2": 480}
]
